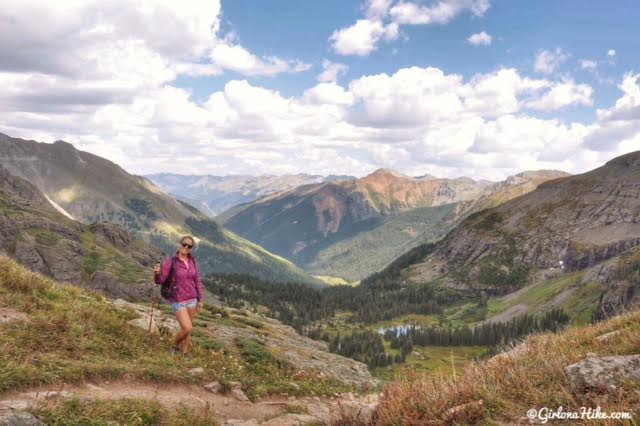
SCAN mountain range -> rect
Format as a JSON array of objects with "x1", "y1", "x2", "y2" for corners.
[
  {"x1": 362, "y1": 150, "x2": 640, "y2": 322},
  {"x1": 217, "y1": 167, "x2": 569, "y2": 280},
  {"x1": 0, "y1": 133, "x2": 320, "y2": 286},
  {"x1": 145, "y1": 172, "x2": 355, "y2": 216}
]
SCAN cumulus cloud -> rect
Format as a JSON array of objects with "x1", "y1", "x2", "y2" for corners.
[
  {"x1": 534, "y1": 47, "x2": 570, "y2": 75},
  {"x1": 525, "y1": 79, "x2": 594, "y2": 111},
  {"x1": 607, "y1": 49, "x2": 616, "y2": 57},
  {"x1": 584, "y1": 72, "x2": 640, "y2": 151},
  {"x1": 317, "y1": 60, "x2": 349, "y2": 83},
  {"x1": 329, "y1": 19, "x2": 399, "y2": 56},
  {"x1": 210, "y1": 43, "x2": 311, "y2": 77},
  {"x1": 330, "y1": 0, "x2": 491, "y2": 56},
  {"x1": 0, "y1": 0, "x2": 308, "y2": 86},
  {"x1": 0, "y1": 3, "x2": 636, "y2": 181},
  {"x1": 467, "y1": 31, "x2": 492, "y2": 46},
  {"x1": 389, "y1": 0, "x2": 490, "y2": 25}
]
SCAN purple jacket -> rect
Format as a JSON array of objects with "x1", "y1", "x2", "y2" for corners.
[{"x1": 158, "y1": 252, "x2": 204, "y2": 303}]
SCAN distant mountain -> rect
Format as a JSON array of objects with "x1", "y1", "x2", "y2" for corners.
[
  {"x1": 221, "y1": 167, "x2": 568, "y2": 280},
  {"x1": 364, "y1": 150, "x2": 640, "y2": 321},
  {"x1": 0, "y1": 133, "x2": 321, "y2": 286},
  {"x1": 145, "y1": 173, "x2": 356, "y2": 217},
  {"x1": 305, "y1": 170, "x2": 569, "y2": 280},
  {"x1": 0, "y1": 163, "x2": 165, "y2": 300}
]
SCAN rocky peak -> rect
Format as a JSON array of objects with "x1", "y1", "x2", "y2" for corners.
[
  {"x1": 364, "y1": 168, "x2": 410, "y2": 180},
  {"x1": 0, "y1": 164, "x2": 50, "y2": 207},
  {"x1": 605, "y1": 150, "x2": 640, "y2": 167}
]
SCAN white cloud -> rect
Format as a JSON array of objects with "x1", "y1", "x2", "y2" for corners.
[
  {"x1": 525, "y1": 79, "x2": 594, "y2": 111},
  {"x1": 607, "y1": 49, "x2": 616, "y2": 57},
  {"x1": 0, "y1": 0, "x2": 308, "y2": 86},
  {"x1": 364, "y1": 0, "x2": 394, "y2": 18},
  {"x1": 210, "y1": 43, "x2": 311, "y2": 77},
  {"x1": 317, "y1": 60, "x2": 349, "y2": 83},
  {"x1": 467, "y1": 31, "x2": 492, "y2": 46},
  {"x1": 534, "y1": 47, "x2": 570, "y2": 75},
  {"x1": 330, "y1": 0, "x2": 491, "y2": 56},
  {"x1": 0, "y1": 3, "x2": 635, "y2": 182},
  {"x1": 580, "y1": 59, "x2": 597, "y2": 71},
  {"x1": 329, "y1": 19, "x2": 399, "y2": 56},
  {"x1": 584, "y1": 72, "x2": 640, "y2": 151},
  {"x1": 390, "y1": 0, "x2": 490, "y2": 25}
]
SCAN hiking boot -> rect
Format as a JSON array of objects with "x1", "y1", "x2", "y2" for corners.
[{"x1": 169, "y1": 345, "x2": 180, "y2": 355}]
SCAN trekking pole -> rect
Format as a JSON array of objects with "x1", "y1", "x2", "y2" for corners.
[
  {"x1": 149, "y1": 262, "x2": 161, "y2": 335},
  {"x1": 148, "y1": 294, "x2": 158, "y2": 335}
]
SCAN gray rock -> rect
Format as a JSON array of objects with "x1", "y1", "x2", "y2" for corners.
[
  {"x1": 306, "y1": 402, "x2": 331, "y2": 424},
  {"x1": 0, "y1": 411, "x2": 44, "y2": 426},
  {"x1": 187, "y1": 367, "x2": 204, "y2": 375},
  {"x1": 565, "y1": 355, "x2": 640, "y2": 393},
  {"x1": 261, "y1": 413, "x2": 323, "y2": 425},
  {"x1": 37, "y1": 239, "x2": 85, "y2": 283},
  {"x1": 230, "y1": 387, "x2": 250, "y2": 402},
  {"x1": 91, "y1": 271, "x2": 150, "y2": 301},
  {"x1": 594, "y1": 330, "x2": 622, "y2": 343},
  {"x1": 222, "y1": 420, "x2": 259, "y2": 426},
  {"x1": 0, "y1": 308, "x2": 28, "y2": 324},
  {"x1": 204, "y1": 381, "x2": 223, "y2": 394},
  {"x1": 13, "y1": 241, "x2": 48, "y2": 276}
]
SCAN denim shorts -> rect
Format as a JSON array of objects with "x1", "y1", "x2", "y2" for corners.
[{"x1": 170, "y1": 298, "x2": 198, "y2": 313}]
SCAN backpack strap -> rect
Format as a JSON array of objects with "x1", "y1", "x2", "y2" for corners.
[{"x1": 171, "y1": 255, "x2": 177, "y2": 282}]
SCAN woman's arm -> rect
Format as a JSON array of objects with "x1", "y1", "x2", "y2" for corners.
[
  {"x1": 193, "y1": 259, "x2": 204, "y2": 302},
  {"x1": 156, "y1": 256, "x2": 172, "y2": 284}
]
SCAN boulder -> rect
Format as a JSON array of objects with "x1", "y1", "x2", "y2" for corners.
[
  {"x1": 230, "y1": 387, "x2": 250, "y2": 402},
  {"x1": 306, "y1": 401, "x2": 330, "y2": 424},
  {"x1": 565, "y1": 355, "x2": 640, "y2": 393},
  {"x1": 204, "y1": 381, "x2": 223, "y2": 394},
  {"x1": 0, "y1": 411, "x2": 44, "y2": 426},
  {"x1": 594, "y1": 330, "x2": 622, "y2": 343}
]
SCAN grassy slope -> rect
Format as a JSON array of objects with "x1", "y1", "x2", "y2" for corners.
[
  {"x1": 306, "y1": 203, "x2": 458, "y2": 281},
  {"x1": 0, "y1": 256, "x2": 356, "y2": 422},
  {"x1": 374, "y1": 306, "x2": 640, "y2": 425}
]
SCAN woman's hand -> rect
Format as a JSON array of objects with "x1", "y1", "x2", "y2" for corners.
[
  {"x1": 153, "y1": 262, "x2": 161, "y2": 275},
  {"x1": 197, "y1": 301, "x2": 204, "y2": 311}
]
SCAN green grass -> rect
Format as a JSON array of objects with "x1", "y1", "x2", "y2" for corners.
[
  {"x1": 486, "y1": 271, "x2": 584, "y2": 320},
  {"x1": 374, "y1": 307, "x2": 640, "y2": 425},
  {"x1": 79, "y1": 230, "x2": 149, "y2": 285},
  {"x1": 0, "y1": 255, "x2": 356, "y2": 403},
  {"x1": 28, "y1": 228, "x2": 61, "y2": 246},
  {"x1": 561, "y1": 280, "x2": 605, "y2": 325},
  {"x1": 372, "y1": 345, "x2": 486, "y2": 382},
  {"x1": 31, "y1": 397, "x2": 217, "y2": 426},
  {"x1": 441, "y1": 302, "x2": 488, "y2": 327}
]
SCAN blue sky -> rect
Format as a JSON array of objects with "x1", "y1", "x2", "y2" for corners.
[
  {"x1": 0, "y1": 0, "x2": 638, "y2": 180},
  {"x1": 175, "y1": 0, "x2": 638, "y2": 124}
]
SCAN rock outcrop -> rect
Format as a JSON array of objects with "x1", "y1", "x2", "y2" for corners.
[
  {"x1": 564, "y1": 355, "x2": 640, "y2": 393},
  {"x1": 402, "y1": 151, "x2": 640, "y2": 318}
]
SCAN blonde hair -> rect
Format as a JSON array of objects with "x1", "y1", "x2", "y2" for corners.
[{"x1": 180, "y1": 235, "x2": 195, "y2": 247}]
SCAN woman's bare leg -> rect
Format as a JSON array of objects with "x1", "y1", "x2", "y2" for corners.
[
  {"x1": 174, "y1": 309, "x2": 192, "y2": 352},
  {"x1": 182, "y1": 306, "x2": 198, "y2": 354}
]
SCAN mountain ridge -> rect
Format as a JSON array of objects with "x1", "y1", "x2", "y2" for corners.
[{"x1": 0, "y1": 133, "x2": 321, "y2": 286}]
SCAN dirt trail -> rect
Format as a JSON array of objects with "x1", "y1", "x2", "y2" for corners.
[{"x1": 0, "y1": 377, "x2": 341, "y2": 424}]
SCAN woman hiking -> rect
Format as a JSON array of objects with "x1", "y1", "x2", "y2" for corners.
[{"x1": 154, "y1": 235, "x2": 204, "y2": 357}]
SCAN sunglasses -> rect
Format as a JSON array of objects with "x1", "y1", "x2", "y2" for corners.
[{"x1": 181, "y1": 242, "x2": 194, "y2": 249}]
